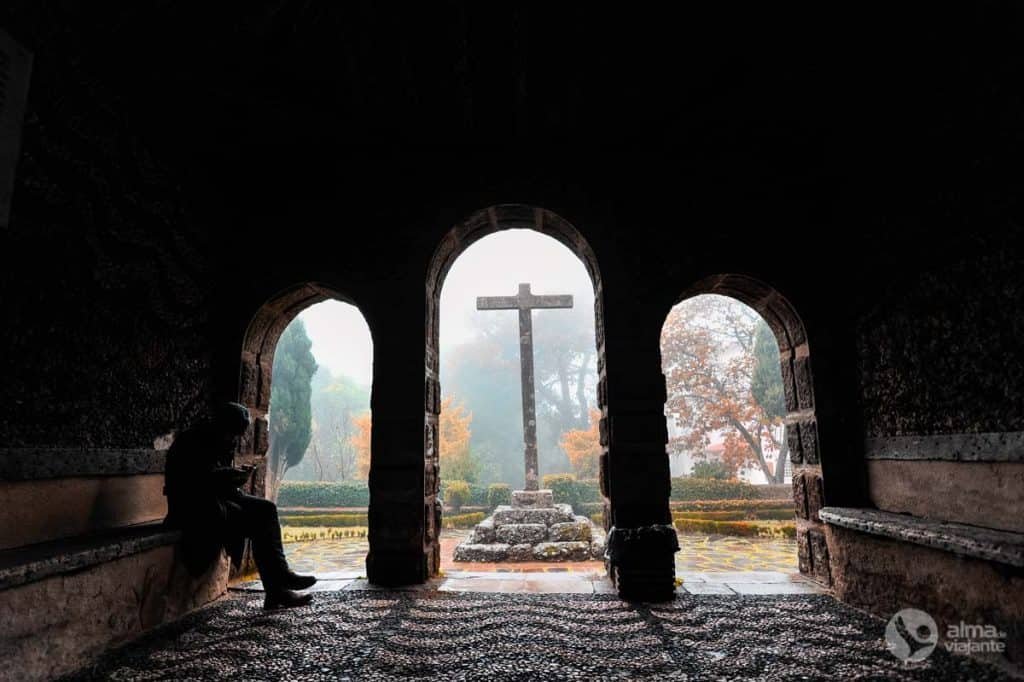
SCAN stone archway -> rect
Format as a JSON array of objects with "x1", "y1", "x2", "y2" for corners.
[
  {"x1": 235, "y1": 283, "x2": 357, "y2": 499},
  {"x1": 672, "y1": 274, "x2": 829, "y2": 584},
  {"x1": 422, "y1": 205, "x2": 608, "y2": 578}
]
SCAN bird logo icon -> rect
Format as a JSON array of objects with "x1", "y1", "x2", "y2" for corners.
[{"x1": 885, "y1": 608, "x2": 939, "y2": 662}]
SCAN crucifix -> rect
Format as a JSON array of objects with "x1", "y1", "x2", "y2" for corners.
[{"x1": 477, "y1": 283, "x2": 574, "y2": 490}]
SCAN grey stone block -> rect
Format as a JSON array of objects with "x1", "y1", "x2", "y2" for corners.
[
  {"x1": 511, "y1": 489, "x2": 553, "y2": 508},
  {"x1": 590, "y1": 535, "x2": 606, "y2": 560},
  {"x1": 470, "y1": 516, "x2": 495, "y2": 544},
  {"x1": 496, "y1": 523, "x2": 547, "y2": 545},
  {"x1": 453, "y1": 543, "x2": 510, "y2": 562},
  {"x1": 532, "y1": 542, "x2": 591, "y2": 562},
  {"x1": 507, "y1": 544, "x2": 534, "y2": 561},
  {"x1": 548, "y1": 521, "x2": 592, "y2": 542},
  {"x1": 492, "y1": 506, "x2": 575, "y2": 526}
]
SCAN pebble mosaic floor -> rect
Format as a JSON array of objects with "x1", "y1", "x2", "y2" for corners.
[
  {"x1": 66, "y1": 591, "x2": 1013, "y2": 681},
  {"x1": 283, "y1": 530, "x2": 798, "y2": 576}
]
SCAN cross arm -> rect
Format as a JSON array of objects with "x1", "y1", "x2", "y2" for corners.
[{"x1": 476, "y1": 294, "x2": 574, "y2": 310}]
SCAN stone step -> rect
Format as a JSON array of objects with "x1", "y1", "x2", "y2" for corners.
[
  {"x1": 511, "y1": 489, "x2": 553, "y2": 508},
  {"x1": 495, "y1": 523, "x2": 548, "y2": 545},
  {"x1": 469, "y1": 516, "x2": 495, "y2": 544},
  {"x1": 532, "y1": 541, "x2": 592, "y2": 562},
  {"x1": 453, "y1": 543, "x2": 510, "y2": 562},
  {"x1": 492, "y1": 504, "x2": 575, "y2": 526},
  {"x1": 548, "y1": 520, "x2": 592, "y2": 542}
]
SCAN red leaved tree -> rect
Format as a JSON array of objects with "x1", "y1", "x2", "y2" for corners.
[{"x1": 661, "y1": 295, "x2": 788, "y2": 483}]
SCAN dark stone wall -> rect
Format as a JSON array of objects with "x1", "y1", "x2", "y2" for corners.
[
  {"x1": 0, "y1": 8, "x2": 213, "y2": 447},
  {"x1": 857, "y1": 245, "x2": 1024, "y2": 437}
]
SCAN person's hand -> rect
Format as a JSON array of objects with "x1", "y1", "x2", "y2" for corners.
[{"x1": 212, "y1": 466, "x2": 253, "y2": 487}]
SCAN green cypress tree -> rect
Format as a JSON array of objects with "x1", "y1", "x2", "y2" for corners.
[{"x1": 267, "y1": 318, "x2": 318, "y2": 499}]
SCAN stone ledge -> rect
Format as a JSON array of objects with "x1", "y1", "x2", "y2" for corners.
[
  {"x1": 0, "y1": 523, "x2": 180, "y2": 591},
  {"x1": 864, "y1": 431, "x2": 1024, "y2": 462},
  {"x1": 0, "y1": 447, "x2": 167, "y2": 480},
  {"x1": 819, "y1": 507, "x2": 1024, "y2": 568}
]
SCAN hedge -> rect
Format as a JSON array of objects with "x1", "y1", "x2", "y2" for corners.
[
  {"x1": 668, "y1": 478, "x2": 795, "y2": 501},
  {"x1": 670, "y1": 477, "x2": 759, "y2": 501},
  {"x1": 672, "y1": 509, "x2": 795, "y2": 522},
  {"x1": 674, "y1": 518, "x2": 796, "y2": 539},
  {"x1": 541, "y1": 474, "x2": 602, "y2": 510},
  {"x1": 670, "y1": 499, "x2": 793, "y2": 512},
  {"x1": 280, "y1": 512, "x2": 368, "y2": 527},
  {"x1": 487, "y1": 483, "x2": 511, "y2": 510},
  {"x1": 576, "y1": 501, "x2": 604, "y2": 515},
  {"x1": 277, "y1": 481, "x2": 369, "y2": 507},
  {"x1": 440, "y1": 480, "x2": 489, "y2": 507},
  {"x1": 278, "y1": 477, "x2": 789, "y2": 508},
  {"x1": 445, "y1": 480, "x2": 472, "y2": 512},
  {"x1": 442, "y1": 512, "x2": 486, "y2": 529},
  {"x1": 282, "y1": 527, "x2": 368, "y2": 544}
]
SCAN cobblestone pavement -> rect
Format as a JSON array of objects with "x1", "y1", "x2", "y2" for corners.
[
  {"x1": 67, "y1": 591, "x2": 1011, "y2": 681},
  {"x1": 284, "y1": 531, "x2": 796, "y2": 575}
]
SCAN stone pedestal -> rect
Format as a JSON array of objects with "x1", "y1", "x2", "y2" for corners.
[{"x1": 453, "y1": 489, "x2": 605, "y2": 562}]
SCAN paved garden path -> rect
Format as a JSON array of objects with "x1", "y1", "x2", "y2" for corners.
[{"x1": 283, "y1": 530, "x2": 798, "y2": 575}]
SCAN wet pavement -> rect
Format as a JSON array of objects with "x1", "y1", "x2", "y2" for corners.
[
  {"x1": 264, "y1": 529, "x2": 812, "y2": 596},
  {"x1": 283, "y1": 530, "x2": 798, "y2": 576}
]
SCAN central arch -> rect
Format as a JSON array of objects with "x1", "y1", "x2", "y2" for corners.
[{"x1": 422, "y1": 205, "x2": 608, "y2": 577}]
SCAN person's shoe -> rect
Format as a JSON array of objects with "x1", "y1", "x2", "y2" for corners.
[
  {"x1": 263, "y1": 589, "x2": 313, "y2": 611},
  {"x1": 283, "y1": 571, "x2": 317, "y2": 590}
]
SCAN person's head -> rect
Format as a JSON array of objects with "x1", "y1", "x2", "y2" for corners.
[{"x1": 214, "y1": 402, "x2": 251, "y2": 448}]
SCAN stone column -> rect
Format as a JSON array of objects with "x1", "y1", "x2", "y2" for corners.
[
  {"x1": 601, "y1": 298, "x2": 677, "y2": 601},
  {"x1": 365, "y1": 305, "x2": 435, "y2": 585}
]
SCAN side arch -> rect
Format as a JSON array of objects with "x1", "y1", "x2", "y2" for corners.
[
  {"x1": 672, "y1": 274, "x2": 828, "y2": 584},
  {"x1": 236, "y1": 282, "x2": 360, "y2": 495}
]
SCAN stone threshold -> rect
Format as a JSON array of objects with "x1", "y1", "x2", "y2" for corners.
[
  {"x1": 819, "y1": 506, "x2": 1024, "y2": 568},
  {"x1": 230, "y1": 570, "x2": 825, "y2": 596},
  {"x1": 0, "y1": 522, "x2": 179, "y2": 591}
]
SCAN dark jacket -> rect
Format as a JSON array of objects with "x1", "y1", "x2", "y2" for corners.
[{"x1": 163, "y1": 423, "x2": 246, "y2": 575}]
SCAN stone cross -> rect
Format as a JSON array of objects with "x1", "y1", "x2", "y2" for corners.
[{"x1": 477, "y1": 283, "x2": 573, "y2": 490}]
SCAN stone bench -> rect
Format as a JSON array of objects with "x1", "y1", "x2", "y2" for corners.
[
  {"x1": 818, "y1": 506, "x2": 1024, "y2": 568},
  {"x1": 0, "y1": 522, "x2": 180, "y2": 592}
]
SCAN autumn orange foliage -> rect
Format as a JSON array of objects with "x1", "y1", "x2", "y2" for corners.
[
  {"x1": 350, "y1": 397, "x2": 477, "y2": 483},
  {"x1": 439, "y1": 396, "x2": 477, "y2": 482},
  {"x1": 350, "y1": 412, "x2": 372, "y2": 480},
  {"x1": 559, "y1": 408, "x2": 602, "y2": 479}
]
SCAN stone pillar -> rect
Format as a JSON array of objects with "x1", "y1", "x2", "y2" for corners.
[
  {"x1": 601, "y1": 299, "x2": 676, "y2": 601},
  {"x1": 365, "y1": 307, "x2": 435, "y2": 585}
]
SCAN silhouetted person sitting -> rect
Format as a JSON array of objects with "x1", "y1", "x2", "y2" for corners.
[{"x1": 164, "y1": 402, "x2": 317, "y2": 610}]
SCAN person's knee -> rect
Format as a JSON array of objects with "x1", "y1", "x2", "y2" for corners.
[{"x1": 242, "y1": 496, "x2": 279, "y2": 524}]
